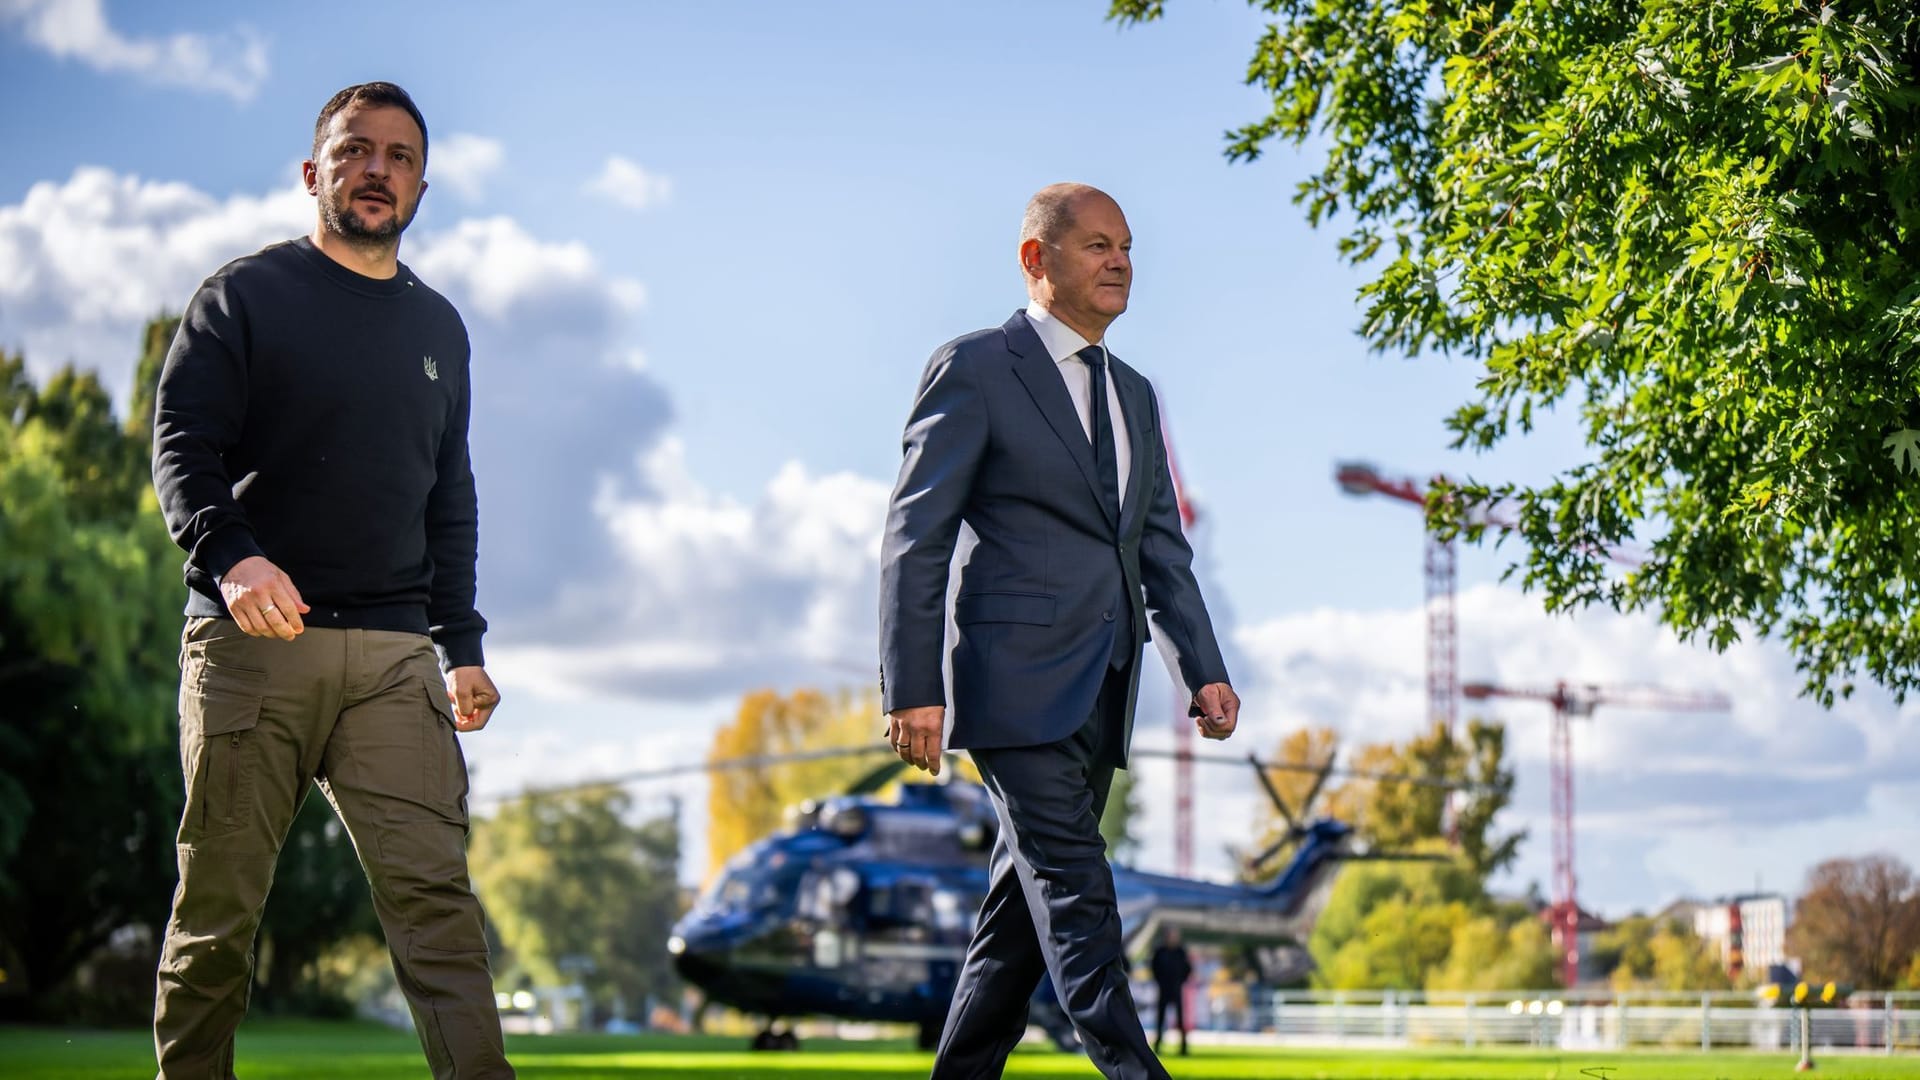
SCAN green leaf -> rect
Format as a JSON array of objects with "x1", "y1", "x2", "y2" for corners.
[{"x1": 1884, "y1": 429, "x2": 1920, "y2": 474}]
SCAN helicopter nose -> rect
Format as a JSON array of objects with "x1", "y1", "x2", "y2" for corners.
[{"x1": 668, "y1": 924, "x2": 725, "y2": 986}]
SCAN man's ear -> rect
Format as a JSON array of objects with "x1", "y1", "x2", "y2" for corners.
[
  {"x1": 301, "y1": 160, "x2": 319, "y2": 196},
  {"x1": 1019, "y1": 237, "x2": 1045, "y2": 279}
]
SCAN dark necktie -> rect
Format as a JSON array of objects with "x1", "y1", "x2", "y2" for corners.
[
  {"x1": 1079, "y1": 346, "x2": 1131, "y2": 672},
  {"x1": 1077, "y1": 345, "x2": 1121, "y2": 523}
]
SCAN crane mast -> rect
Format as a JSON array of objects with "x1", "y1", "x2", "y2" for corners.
[
  {"x1": 1335, "y1": 462, "x2": 1460, "y2": 740},
  {"x1": 1462, "y1": 680, "x2": 1732, "y2": 988}
]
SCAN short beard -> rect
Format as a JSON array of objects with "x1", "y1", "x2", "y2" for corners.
[{"x1": 319, "y1": 188, "x2": 412, "y2": 250}]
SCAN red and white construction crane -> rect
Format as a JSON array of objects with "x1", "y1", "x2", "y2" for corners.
[
  {"x1": 1334, "y1": 462, "x2": 1462, "y2": 737},
  {"x1": 1460, "y1": 680, "x2": 1732, "y2": 988},
  {"x1": 1333, "y1": 461, "x2": 1644, "y2": 740}
]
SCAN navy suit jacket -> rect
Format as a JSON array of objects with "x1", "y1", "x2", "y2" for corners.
[{"x1": 879, "y1": 311, "x2": 1230, "y2": 761}]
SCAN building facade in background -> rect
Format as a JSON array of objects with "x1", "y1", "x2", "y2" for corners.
[{"x1": 1690, "y1": 894, "x2": 1792, "y2": 978}]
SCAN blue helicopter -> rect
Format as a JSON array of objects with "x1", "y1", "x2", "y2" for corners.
[{"x1": 667, "y1": 748, "x2": 1429, "y2": 1051}]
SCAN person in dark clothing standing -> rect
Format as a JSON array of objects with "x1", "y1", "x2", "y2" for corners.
[
  {"x1": 1150, "y1": 928, "x2": 1193, "y2": 1057},
  {"x1": 149, "y1": 82, "x2": 513, "y2": 1080}
]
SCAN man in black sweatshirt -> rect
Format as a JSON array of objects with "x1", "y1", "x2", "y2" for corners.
[{"x1": 150, "y1": 82, "x2": 513, "y2": 1079}]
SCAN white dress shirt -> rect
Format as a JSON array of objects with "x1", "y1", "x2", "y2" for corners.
[{"x1": 1025, "y1": 304, "x2": 1131, "y2": 510}]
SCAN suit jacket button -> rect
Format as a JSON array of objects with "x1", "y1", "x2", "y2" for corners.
[{"x1": 1102, "y1": 610, "x2": 1115, "y2": 622}]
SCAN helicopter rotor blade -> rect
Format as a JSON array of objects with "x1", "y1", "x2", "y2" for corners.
[
  {"x1": 1297, "y1": 750, "x2": 1338, "y2": 819},
  {"x1": 1246, "y1": 752, "x2": 1299, "y2": 831},
  {"x1": 475, "y1": 744, "x2": 894, "y2": 807},
  {"x1": 844, "y1": 757, "x2": 910, "y2": 796},
  {"x1": 842, "y1": 752, "x2": 962, "y2": 796},
  {"x1": 1244, "y1": 833, "x2": 1297, "y2": 877},
  {"x1": 477, "y1": 736, "x2": 1496, "y2": 810},
  {"x1": 1130, "y1": 747, "x2": 1490, "y2": 795}
]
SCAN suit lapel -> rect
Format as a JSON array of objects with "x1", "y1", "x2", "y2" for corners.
[
  {"x1": 1003, "y1": 312, "x2": 1116, "y2": 529},
  {"x1": 1111, "y1": 358, "x2": 1151, "y2": 537}
]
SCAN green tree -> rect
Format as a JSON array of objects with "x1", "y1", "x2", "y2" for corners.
[
  {"x1": 1427, "y1": 914, "x2": 1559, "y2": 992},
  {"x1": 1116, "y1": 0, "x2": 1920, "y2": 704},
  {"x1": 1309, "y1": 842, "x2": 1558, "y2": 990},
  {"x1": 1348, "y1": 719, "x2": 1521, "y2": 878},
  {"x1": 1593, "y1": 914, "x2": 1662, "y2": 989},
  {"x1": 126, "y1": 317, "x2": 175, "y2": 449},
  {"x1": 1, "y1": 317, "x2": 395, "y2": 1020},
  {"x1": 0, "y1": 347, "x2": 183, "y2": 1017},
  {"x1": 1354, "y1": 727, "x2": 1455, "y2": 854},
  {"x1": 469, "y1": 786, "x2": 683, "y2": 1020},
  {"x1": 1449, "y1": 720, "x2": 1523, "y2": 879},
  {"x1": 1099, "y1": 767, "x2": 1143, "y2": 864},
  {"x1": 1317, "y1": 895, "x2": 1470, "y2": 990},
  {"x1": 1595, "y1": 914, "x2": 1732, "y2": 990},
  {"x1": 1308, "y1": 850, "x2": 1486, "y2": 989},
  {"x1": 1649, "y1": 922, "x2": 1733, "y2": 991}
]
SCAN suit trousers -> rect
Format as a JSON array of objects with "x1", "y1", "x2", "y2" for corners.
[
  {"x1": 931, "y1": 664, "x2": 1167, "y2": 1080},
  {"x1": 153, "y1": 618, "x2": 513, "y2": 1080}
]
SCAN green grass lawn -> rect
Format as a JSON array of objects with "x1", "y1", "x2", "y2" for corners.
[{"x1": 3, "y1": 1020, "x2": 1917, "y2": 1079}]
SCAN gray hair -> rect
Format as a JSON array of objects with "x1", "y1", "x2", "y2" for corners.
[{"x1": 1020, "y1": 182, "x2": 1104, "y2": 246}]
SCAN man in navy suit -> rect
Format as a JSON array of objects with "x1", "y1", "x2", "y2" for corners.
[{"x1": 879, "y1": 183, "x2": 1241, "y2": 1080}]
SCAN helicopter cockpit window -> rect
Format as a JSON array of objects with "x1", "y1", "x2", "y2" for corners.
[
  {"x1": 714, "y1": 870, "x2": 759, "y2": 909},
  {"x1": 798, "y1": 867, "x2": 860, "y2": 923},
  {"x1": 698, "y1": 850, "x2": 789, "y2": 913},
  {"x1": 870, "y1": 812, "x2": 971, "y2": 862}
]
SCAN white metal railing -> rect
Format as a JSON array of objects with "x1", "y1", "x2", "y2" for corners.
[{"x1": 1201, "y1": 990, "x2": 1920, "y2": 1052}]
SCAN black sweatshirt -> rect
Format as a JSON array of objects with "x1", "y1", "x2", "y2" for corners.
[{"x1": 152, "y1": 236, "x2": 487, "y2": 669}]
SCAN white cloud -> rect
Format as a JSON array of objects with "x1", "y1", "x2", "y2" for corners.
[
  {"x1": 587, "y1": 155, "x2": 672, "y2": 211},
  {"x1": 0, "y1": 167, "x2": 652, "y2": 393},
  {"x1": 429, "y1": 133, "x2": 505, "y2": 203},
  {"x1": 0, "y1": 167, "x2": 308, "y2": 381},
  {"x1": 488, "y1": 437, "x2": 890, "y2": 701},
  {"x1": 411, "y1": 215, "x2": 645, "y2": 323},
  {"x1": 0, "y1": 0, "x2": 267, "y2": 102}
]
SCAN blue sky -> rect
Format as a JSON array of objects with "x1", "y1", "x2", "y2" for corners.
[{"x1": 5, "y1": 1, "x2": 1915, "y2": 920}]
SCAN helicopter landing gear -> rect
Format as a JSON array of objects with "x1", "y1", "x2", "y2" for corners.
[{"x1": 750, "y1": 1021, "x2": 801, "y2": 1051}]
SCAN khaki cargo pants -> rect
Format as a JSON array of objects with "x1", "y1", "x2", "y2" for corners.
[{"x1": 153, "y1": 618, "x2": 513, "y2": 1079}]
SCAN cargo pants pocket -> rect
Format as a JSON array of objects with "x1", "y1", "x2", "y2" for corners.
[
  {"x1": 178, "y1": 660, "x2": 268, "y2": 843},
  {"x1": 419, "y1": 678, "x2": 471, "y2": 820}
]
